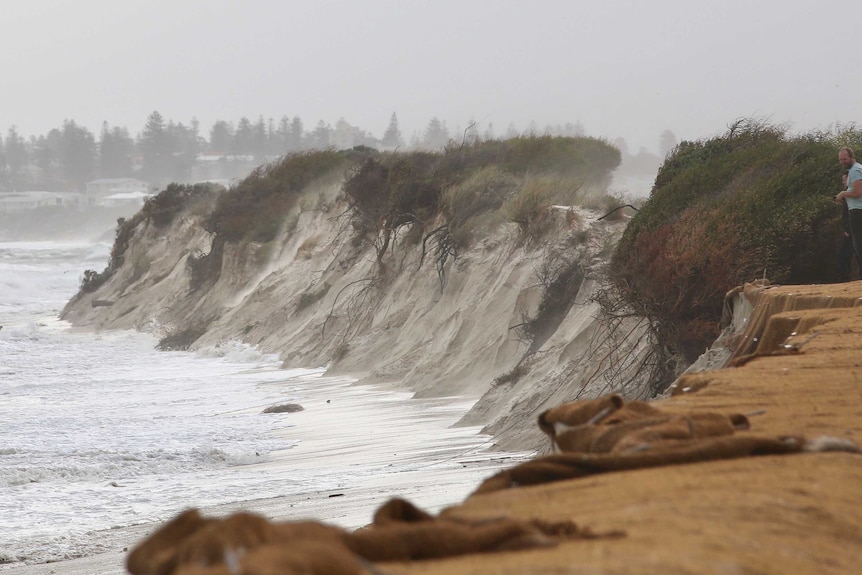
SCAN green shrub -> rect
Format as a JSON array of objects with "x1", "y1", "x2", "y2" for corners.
[
  {"x1": 441, "y1": 167, "x2": 519, "y2": 248},
  {"x1": 143, "y1": 183, "x2": 218, "y2": 227},
  {"x1": 187, "y1": 239, "x2": 225, "y2": 291},
  {"x1": 502, "y1": 178, "x2": 553, "y2": 237},
  {"x1": 109, "y1": 214, "x2": 145, "y2": 271},
  {"x1": 611, "y1": 119, "x2": 858, "y2": 361},
  {"x1": 344, "y1": 136, "x2": 621, "y2": 259},
  {"x1": 156, "y1": 326, "x2": 207, "y2": 351},
  {"x1": 206, "y1": 150, "x2": 350, "y2": 244},
  {"x1": 80, "y1": 269, "x2": 112, "y2": 293},
  {"x1": 522, "y1": 258, "x2": 586, "y2": 352}
]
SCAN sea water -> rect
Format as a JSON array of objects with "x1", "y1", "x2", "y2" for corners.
[{"x1": 0, "y1": 240, "x2": 522, "y2": 567}]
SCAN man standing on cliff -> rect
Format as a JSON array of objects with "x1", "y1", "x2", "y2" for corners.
[{"x1": 835, "y1": 147, "x2": 862, "y2": 266}]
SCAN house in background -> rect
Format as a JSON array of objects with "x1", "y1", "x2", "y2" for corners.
[
  {"x1": 0, "y1": 191, "x2": 66, "y2": 213},
  {"x1": 85, "y1": 178, "x2": 150, "y2": 206},
  {"x1": 100, "y1": 190, "x2": 152, "y2": 207}
]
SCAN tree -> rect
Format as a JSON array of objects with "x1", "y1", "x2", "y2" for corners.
[
  {"x1": 275, "y1": 116, "x2": 291, "y2": 154},
  {"x1": 5, "y1": 126, "x2": 29, "y2": 190},
  {"x1": 99, "y1": 122, "x2": 134, "y2": 178},
  {"x1": 289, "y1": 116, "x2": 304, "y2": 150},
  {"x1": 659, "y1": 130, "x2": 678, "y2": 157},
  {"x1": 422, "y1": 117, "x2": 449, "y2": 150},
  {"x1": 209, "y1": 120, "x2": 234, "y2": 153},
  {"x1": 570, "y1": 122, "x2": 586, "y2": 137},
  {"x1": 381, "y1": 112, "x2": 403, "y2": 149},
  {"x1": 59, "y1": 120, "x2": 96, "y2": 188},
  {"x1": 307, "y1": 120, "x2": 331, "y2": 149},
  {"x1": 252, "y1": 116, "x2": 269, "y2": 160},
  {"x1": 139, "y1": 111, "x2": 169, "y2": 183},
  {"x1": 33, "y1": 130, "x2": 61, "y2": 185},
  {"x1": 464, "y1": 118, "x2": 480, "y2": 144},
  {"x1": 166, "y1": 121, "x2": 199, "y2": 181},
  {"x1": 232, "y1": 117, "x2": 254, "y2": 156},
  {"x1": 483, "y1": 122, "x2": 496, "y2": 141}
]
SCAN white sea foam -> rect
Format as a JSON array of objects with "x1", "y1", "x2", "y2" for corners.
[{"x1": 0, "y1": 240, "x2": 524, "y2": 567}]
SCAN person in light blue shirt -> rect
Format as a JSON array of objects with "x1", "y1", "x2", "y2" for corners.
[{"x1": 835, "y1": 147, "x2": 862, "y2": 268}]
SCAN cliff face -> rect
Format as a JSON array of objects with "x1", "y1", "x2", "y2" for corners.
[{"x1": 63, "y1": 171, "x2": 654, "y2": 452}]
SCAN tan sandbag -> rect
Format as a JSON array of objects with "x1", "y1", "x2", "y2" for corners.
[
  {"x1": 127, "y1": 500, "x2": 598, "y2": 575},
  {"x1": 172, "y1": 542, "x2": 371, "y2": 575},
  {"x1": 472, "y1": 435, "x2": 859, "y2": 495},
  {"x1": 345, "y1": 518, "x2": 557, "y2": 562},
  {"x1": 537, "y1": 394, "x2": 624, "y2": 438},
  {"x1": 126, "y1": 510, "x2": 347, "y2": 575},
  {"x1": 607, "y1": 412, "x2": 750, "y2": 454},
  {"x1": 542, "y1": 394, "x2": 749, "y2": 454},
  {"x1": 372, "y1": 497, "x2": 436, "y2": 525},
  {"x1": 172, "y1": 542, "x2": 370, "y2": 575},
  {"x1": 126, "y1": 509, "x2": 212, "y2": 575}
]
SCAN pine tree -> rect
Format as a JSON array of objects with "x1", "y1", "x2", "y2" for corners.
[
  {"x1": 5, "y1": 126, "x2": 29, "y2": 189},
  {"x1": 233, "y1": 117, "x2": 254, "y2": 156},
  {"x1": 58, "y1": 120, "x2": 96, "y2": 189},
  {"x1": 381, "y1": 112, "x2": 403, "y2": 148},
  {"x1": 209, "y1": 121, "x2": 233, "y2": 154},
  {"x1": 423, "y1": 117, "x2": 449, "y2": 150},
  {"x1": 99, "y1": 122, "x2": 134, "y2": 178},
  {"x1": 289, "y1": 116, "x2": 304, "y2": 150},
  {"x1": 139, "y1": 111, "x2": 169, "y2": 183}
]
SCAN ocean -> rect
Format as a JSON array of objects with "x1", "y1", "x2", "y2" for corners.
[{"x1": 0, "y1": 240, "x2": 525, "y2": 568}]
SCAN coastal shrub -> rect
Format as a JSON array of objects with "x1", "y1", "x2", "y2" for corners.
[
  {"x1": 343, "y1": 136, "x2": 621, "y2": 260},
  {"x1": 344, "y1": 152, "x2": 442, "y2": 261},
  {"x1": 76, "y1": 214, "x2": 145, "y2": 295},
  {"x1": 143, "y1": 182, "x2": 219, "y2": 227},
  {"x1": 80, "y1": 269, "x2": 112, "y2": 293},
  {"x1": 494, "y1": 363, "x2": 528, "y2": 386},
  {"x1": 109, "y1": 214, "x2": 145, "y2": 271},
  {"x1": 522, "y1": 257, "x2": 586, "y2": 353},
  {"x1": 437, "y1": 135, "x2": 621, "y2": 182},
  {"x1": 502, "y1": 178, "x2": 553, "y2": 238},
  {"x1": 156, "y1": 326, "x2": 207, "y2": 351},
  {"x1": 205, "y1": 150, "x2": 351, "y2": 244},
  {"x1": 441, "y1": 167, "x2": 519, "y2": 249},
  {"x1": 187, "y1": 239, "x2": 225, "y2": 291},
  {"x1": 611, "y1": 119, "x2": 861, "y2": 363}
]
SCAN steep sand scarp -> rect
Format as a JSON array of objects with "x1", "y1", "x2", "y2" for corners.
[{"x1": 383, "y1": 282, "x2": 862, "y2": 574}]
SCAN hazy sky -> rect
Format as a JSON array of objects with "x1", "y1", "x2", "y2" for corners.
[{"x1": 1, "y1": 0, "x2": 855, "y2": 152}]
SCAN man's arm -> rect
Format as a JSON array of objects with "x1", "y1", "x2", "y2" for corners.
[
  {"x1": 846, "y1": 179, "x2": 862, "y2": 199},
  {"x1": 838, "y1": 179, "x2": 862, "y2": 201},
  {"x1": 837, "y1": 169, "x2": 862, "y2": 203}
]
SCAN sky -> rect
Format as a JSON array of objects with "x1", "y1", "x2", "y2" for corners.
[{"x1": 1, "y1": 0, "x2": 856, "y2": 153}]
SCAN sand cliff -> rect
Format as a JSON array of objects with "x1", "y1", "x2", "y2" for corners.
[
  {"x1": 61, "y1": 179, "x2": 652, "y2": 452},
  {"x1": 51, "y1": 279, "x2": 862, "y2": 574},
  {"x1": 380, "y1": 281, "x2": 862, "y2": 574}
]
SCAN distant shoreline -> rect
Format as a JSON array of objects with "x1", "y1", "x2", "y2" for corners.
[{"x1": 0, "y1": 205, "x2": 138, "y2": 243}]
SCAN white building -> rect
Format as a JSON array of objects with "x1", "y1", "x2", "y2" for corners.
[
  {"x1": 100, "y1": 191, "x2": 152, "y2": 207},
  {"x1": 85, "y1": 178, "x2": 150, "y2": 205},
  {"x1": 0, "y1": 191, "x2": 65, "y2": 213}
]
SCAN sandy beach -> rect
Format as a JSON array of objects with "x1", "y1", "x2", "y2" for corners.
[{"x1": 0, "y1": 374, "x2": 531, "y2": 575}]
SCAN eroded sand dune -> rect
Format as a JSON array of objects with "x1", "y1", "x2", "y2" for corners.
[{"x1": 117, "y1": 282, "x2": 862, "y2": 575}]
